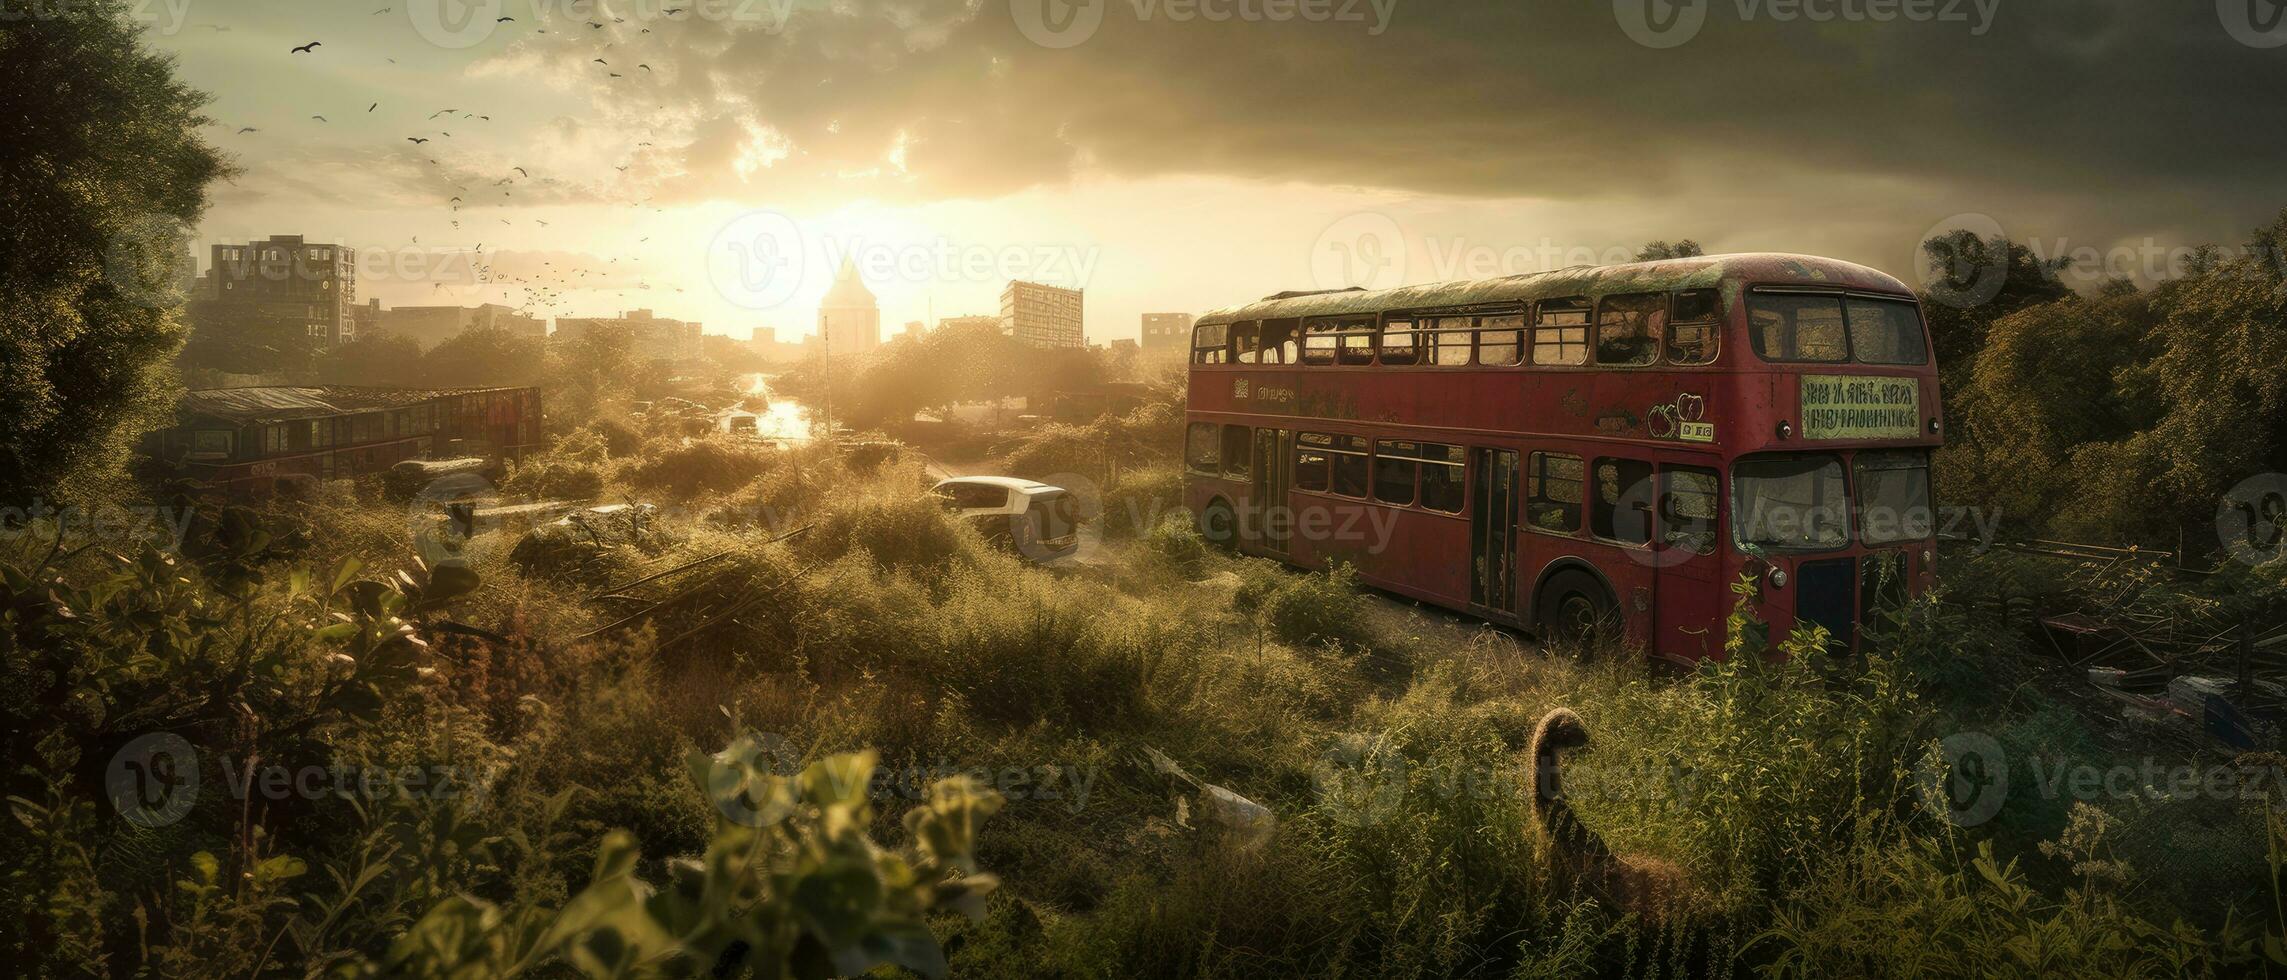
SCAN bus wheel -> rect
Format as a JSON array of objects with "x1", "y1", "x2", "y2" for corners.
[
  {"x1": 1198, "y1": 498, "x2": 1238, "y2": 551},
  {"x1": 1537, "y1": 571, "x2": 1615, "y2": 651}
]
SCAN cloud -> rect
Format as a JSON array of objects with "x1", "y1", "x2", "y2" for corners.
[{"x1": 460, "y1": 0, "x2": 2282, "y2": 223}]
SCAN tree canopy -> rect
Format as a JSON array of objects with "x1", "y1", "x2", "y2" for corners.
[{"x1": 0, "y1": 1, "x2": 230, "y2": 501}]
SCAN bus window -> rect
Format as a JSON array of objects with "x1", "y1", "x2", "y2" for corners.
[
  {"x1": 1747, "y1": 294, "x2": 1848, "y2": 362},
  {"x1": 1595, "y1": 294, "x2": 1664, "y2": 367},
  {"x1": 1667, "y1": 289, "x2": 1720, "y2": 365},
  {"x1": 1301, "y1": 317, "x2": 1340, "y2": 365},
  {"x1": 1856, "y1": 450, "x2": 1932, "y2": 544},
  {"x1": 1526, "y1": 452, "x2": 1583, "y2": 532},
  {"x1": 1295, "y1": 433, "x2": 1333, "y2": 492},
  {"x1": 1337, "y1": 318, "x2": 1377, "y2": 365},
  {"x1": 1590, "y1": 457, "x2": 1655, "y2": 544},
  {"x1": 1532, "y1": 299, "x2": 1590, "y2": 365},
  {"x1": 1733, "y1": 455, "x2": 1851, "y2": 552},
  {"x1": 1660, "y1": 466, "x2": 1719, "y2": 554},
  {"x1": 1185, "y1": 422, "x2": 1220, "y2": 475},
  {"x1": 1419, "y1": 443, "x2": 1466, "y2": 513},
  {"x1": 1231, "y1": 322, "x2": 1260, "y2": 363},
  {"x1": 1379, "y1": 319, "x2": 1423, "y2": 365},
  {"x1": 1479, "y1": 314, "x2": 1524, "y2": 366},
  {"x1": 1373, "y1": 439, "x2": 1419, "y2": 505},
  {"x1": 1221, "y1": 425, "x2": 1252, "y2": 480},
  {"x1": 1192, "y1": 322, "x2": 1228, "y2": 364},
  {"x1": 1845, "y1": 297, "x2": 1929, "y2": 365},
  {"x1": 1256, "y1": 321, "x2": 1294, "y2": 363},
  {"x1": 1329, "y1": 434, "x2": 1371, "y2": 497},
  {"x1": 1422, "y1": 316, "x2": 1472, "y2": 366}
]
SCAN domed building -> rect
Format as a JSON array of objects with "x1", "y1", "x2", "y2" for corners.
[{"x1": 816, "y1": 259, "x2": 880, "y2": 356}]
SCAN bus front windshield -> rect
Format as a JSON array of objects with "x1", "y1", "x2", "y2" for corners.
[
  {"x1": 1856, "y1": 450, "x2": 1933, "y2": 545},
  {"x1": 1733, "y1": 455, "x2": 1851, "y2": 553}
]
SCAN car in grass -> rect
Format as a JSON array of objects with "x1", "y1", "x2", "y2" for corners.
[{"x1": 931, "y1": 476, "x2": 1081, "y2": 563}]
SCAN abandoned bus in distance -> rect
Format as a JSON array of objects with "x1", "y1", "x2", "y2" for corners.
[{"x1": 1183, "y1": 253, "x2": 1941, "y2": 664}]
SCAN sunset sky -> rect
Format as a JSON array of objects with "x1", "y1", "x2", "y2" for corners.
[{"x1": 147, "y1": 0, "x2": 2287, "y2": 344}]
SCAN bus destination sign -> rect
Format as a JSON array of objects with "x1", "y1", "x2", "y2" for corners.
[{"x1": 1801, "y1": 375, "x2": 1921, "y2": 440}]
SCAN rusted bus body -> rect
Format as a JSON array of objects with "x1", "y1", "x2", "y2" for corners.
[
  {"x1": 147, "y1": 385, "x2": 544, "y2": 499},
  {"x1": 1183, "y1": 253, "x2": 1942, "y2": 665}
]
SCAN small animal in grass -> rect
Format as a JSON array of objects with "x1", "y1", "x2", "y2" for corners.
[{"x1": 1528, "y1": 707, "x2": 1695, "y2": 921}]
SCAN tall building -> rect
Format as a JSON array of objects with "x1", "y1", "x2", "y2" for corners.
[
  {"x1": 376, "y1": 303, "x2": 546, "y2": 350},
  {"x1": 192, "y1": 234, "x2": 360, "y2": 350},
  {"x1": 1001, "y1": 281, "x2": 1084, "y2": 349},
  {"x1": 816, "y1": 259, "x2": 880, "y2": 356},
  {"x1": 553, "y1": 309, "x2": 702, "y2": 361},
  {"x1": 1140, "y1": 312, "x2": 1194, "y2": 356}
]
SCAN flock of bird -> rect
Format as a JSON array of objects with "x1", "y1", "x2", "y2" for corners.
[{"x1": 206, "y1": 6, "x2": 694, "y2": 322}]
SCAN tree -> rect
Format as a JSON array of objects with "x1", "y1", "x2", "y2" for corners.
[
  {"x1": 422, "y1": 326, "x2": 544, "y2": 388},
  {"x1": 316, "y1": 334, "x2": 425, "y2": 387},
  {"x1": 1915, "y1": 229, "x2": 2071, "y2": 394},
  {"x1": 1636, "y1": 240, "x2": 1704, "y2": 261},
  {"x1": 0, "y1": 1, "x2": 229, "y2": 501}
]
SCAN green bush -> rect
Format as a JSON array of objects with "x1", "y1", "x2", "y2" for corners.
[
  {"x1": 619, "y1": 436, "x2": 779, "y2": 499},
  {"x1": 1144, "y1": 510, "x2": 1211, "y2": 577},
  {"x1": 1100, "y1": 464, "x2": 1185, "y2": 539}
]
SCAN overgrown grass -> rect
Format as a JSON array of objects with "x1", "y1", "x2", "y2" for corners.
[{"x1": 5, "y1": 437, "x2": 2277, "y2": 977}]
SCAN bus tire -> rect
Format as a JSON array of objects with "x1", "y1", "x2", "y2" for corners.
[
  {"x1": 1537, "y1": 570, "x2": 1616, "y2": 650},
  {"x1": 1198, "y1": 498, "x2": 1238, "y2": 551}
]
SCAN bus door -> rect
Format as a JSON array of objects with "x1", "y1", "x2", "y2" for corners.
[
  {"x1": 1252, "y1": 428, "x2": 1293, "y2": 554},
  {"x1": 1653, "y1": 465, "x2": 1724, "y2": 661},
  {"x1": 1469, "y1": 448, "x2": 1520, "y2": 616}
]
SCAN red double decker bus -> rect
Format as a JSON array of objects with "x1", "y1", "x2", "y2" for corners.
[{"x1": 1183, "y1": 253, "x2": 1941, "y2": 664}]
